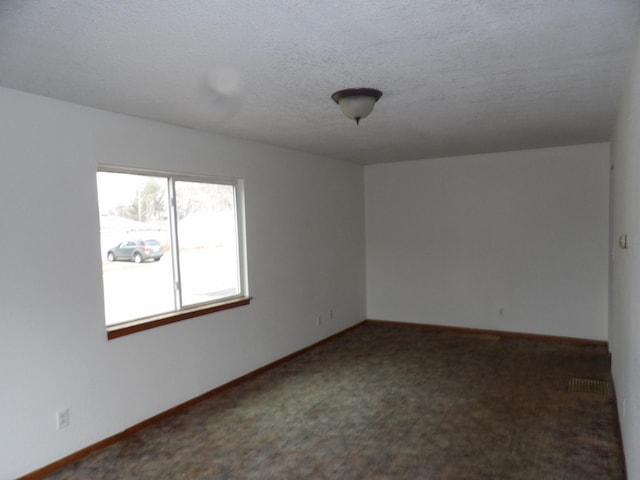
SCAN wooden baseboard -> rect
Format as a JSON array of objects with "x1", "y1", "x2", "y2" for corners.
[
  {"x1": 19, "y1": 321, "x2": 366, "y2": 480},
  {"x1": 365, "y1": 319, "x2": 609, "y2": 348}
]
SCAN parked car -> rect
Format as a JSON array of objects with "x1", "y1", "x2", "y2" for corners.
[{"x1": 107, "y1": 240, "x2": 163, "y2": 263}]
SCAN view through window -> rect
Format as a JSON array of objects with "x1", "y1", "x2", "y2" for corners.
[{"x1": 96, "y1": 169, "x2": 244, "y2": 327}]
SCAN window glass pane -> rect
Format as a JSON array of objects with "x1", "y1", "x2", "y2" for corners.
[
  {"x1": 175, "y1": 181, "x2": 240, "y2": 306},
  {"x1": 97, "y1": 172, "x2": 174, "y2": 325}
]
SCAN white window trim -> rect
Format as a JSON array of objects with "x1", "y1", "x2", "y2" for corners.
[{"x1": 98, "y1": 165, "x2": 251, "y2": 339}]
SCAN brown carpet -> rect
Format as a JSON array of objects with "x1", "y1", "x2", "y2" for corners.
[{"x1": 43, "y1": 323, "x2": 625, "y2": 479}]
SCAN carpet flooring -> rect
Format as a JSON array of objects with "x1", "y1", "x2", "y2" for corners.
[{"x1": 42, "y1": 323, "x2": 625, "y2": 479}]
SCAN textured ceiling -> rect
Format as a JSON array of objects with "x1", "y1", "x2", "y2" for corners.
[{"x1": 1, "y1": 1, "x2": 639, "y2": 165}]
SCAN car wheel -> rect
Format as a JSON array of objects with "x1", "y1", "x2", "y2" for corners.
[
  {"x1": 133, "y1": 253, "x2": 143, "y2": 264},
  {"x1": 107, "y1": 252, "x2": 115, "y2": 262},
  {"x1": 153, "y1": 257, "x2": 161, "y2": 262}
]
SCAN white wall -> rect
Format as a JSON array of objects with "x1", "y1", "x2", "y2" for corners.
[
  {"x1": 611, "y1": 30, "x2": 640, "y2": 480},
  {"x1": 0, "y1": 87, "x2": 366, "y2": 479},
  {"x1": 365, "y1": 144, "x2": 610, "y2": 340}
]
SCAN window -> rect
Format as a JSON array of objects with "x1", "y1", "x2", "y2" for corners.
[{"x1": 96, "y1": 168, "x2": 249, "y2": 337}]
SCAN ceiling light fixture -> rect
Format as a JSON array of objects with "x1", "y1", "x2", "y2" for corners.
[{"x1": 331, "y1": 88, "x2": 383, "y2": 125}]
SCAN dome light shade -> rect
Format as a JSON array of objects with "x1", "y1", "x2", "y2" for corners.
[{"x1": 331, "y1": 88, "x2": 383, "y2": 125}]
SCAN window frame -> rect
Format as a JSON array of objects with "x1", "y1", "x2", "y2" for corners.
[{"x1": 97, "y1": 165, "x2": 251, "y2": 339}]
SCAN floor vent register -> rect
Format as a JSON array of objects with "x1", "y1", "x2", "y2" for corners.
[{"x1": 567, "y1": 377, "x2": 613, "y2": 396}]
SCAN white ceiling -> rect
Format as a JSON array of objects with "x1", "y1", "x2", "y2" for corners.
[{"x1": 1, "y1": 1, "x2": 639, "y2": 165}]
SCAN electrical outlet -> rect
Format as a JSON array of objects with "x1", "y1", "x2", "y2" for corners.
[
  {"x1": 56, "y1": 408, "x2": 70, "y2": 430},
  {"x1": 316, "y1": 315, "x2": 322, "y2": 326},
  {"x1": 329, "y1": 309, "x2": 334, "y2": 320}
]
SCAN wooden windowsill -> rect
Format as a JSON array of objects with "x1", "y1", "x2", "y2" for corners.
[{"x1": 107, "y1": 296, "x2": 252, "y2": 340}]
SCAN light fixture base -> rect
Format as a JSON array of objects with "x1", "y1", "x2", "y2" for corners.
[{"x1": 331, "y1": 88, "x2": 383, "y2": 104}]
